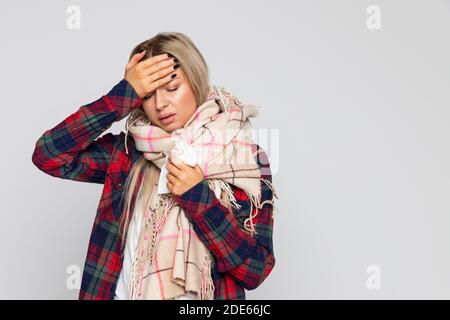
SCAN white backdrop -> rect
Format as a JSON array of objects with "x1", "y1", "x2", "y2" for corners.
[{"x1": 1, "y1": 0, "x2": 450, "y2": 299}]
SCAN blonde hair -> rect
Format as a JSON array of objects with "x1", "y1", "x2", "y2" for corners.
[{"x1": 118, "y1": 32, "x2": 214, "y2": 244}]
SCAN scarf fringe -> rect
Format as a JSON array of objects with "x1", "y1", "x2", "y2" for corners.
[
  {"x1": 207, "y1": 178, "x2": 278, "y2": 238},
  {"x1": 200, "y1": 254, "x2": 215, "y2": 300},
  {"x1": 207, "y1": 179, "x2": 242, "y2": 210},
  {"x1": 261, "y1": 178, "x2": 280, "y2": 217}
]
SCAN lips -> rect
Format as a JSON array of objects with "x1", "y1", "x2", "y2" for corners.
[
  {"x1": 159, "y1": 113, "x2": 176, "y2": 125},
  {"x1": 158, "y1": 113, "x2": 176, "y2": 120}
]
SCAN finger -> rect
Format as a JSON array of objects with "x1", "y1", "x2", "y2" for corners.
[
  {"x1": 145, "y1": 66, "x2": 179, "y2": 88},
  {"x1": 142, "y1": 57, "x2": 178, "y2": 77},
  {"x1": 167, "y1": 181, "x2": 178, "y2": 193},
  {"x1": 139, "y1": 52, "x2": 173, "y2": 69},
  {"x1": 126, "y1": 50, "x2": 146, "y2": 70},
  {"x1": 166, "y1": 172, "x2": 177, "y2": 184},
  {"x1": 166, "y1": 162, "x2": 183, "y2": 179}
]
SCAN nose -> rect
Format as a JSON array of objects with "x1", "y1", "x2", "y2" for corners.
[{"x1": 155, "y1": 88, "x2": 169, "y2": 111}]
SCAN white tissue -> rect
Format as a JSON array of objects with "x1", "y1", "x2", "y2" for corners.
[
  {"x1": 169, "y1": 137, "x2": 197, "y2": 167},
  {"x1": 157, "y1": 138, "x2": 198, "y2": 195}
]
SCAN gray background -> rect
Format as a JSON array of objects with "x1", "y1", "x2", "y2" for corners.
[{"x1": 1, "y1": 0, "x2": 449, "y2": 299}]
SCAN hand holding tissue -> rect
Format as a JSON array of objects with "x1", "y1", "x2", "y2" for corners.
[{"x1": 158, "y1": 137, "x2": 198, "y2": 195}]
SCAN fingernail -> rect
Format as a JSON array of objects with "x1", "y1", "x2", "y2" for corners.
[
  {"x1": 171, "y1": 74, "x2": 176, "y2": 78},
  {"x1": 173, "y1": 64, "x2": 180, "y2": 70}
]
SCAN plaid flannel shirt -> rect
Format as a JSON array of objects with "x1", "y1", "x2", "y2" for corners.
[{"x1": 31, "y1": 79, "x2": 276, "y2": 300}]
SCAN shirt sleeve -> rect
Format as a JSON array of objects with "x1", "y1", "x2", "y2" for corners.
[
  {"x1": 174, "y1": 146, "x2": 276, "y2": 290},
  {"x1": 31, "y1": 79, "x2": 142, "y2": 184}
]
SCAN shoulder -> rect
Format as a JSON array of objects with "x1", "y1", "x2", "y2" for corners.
[
  {"x1": 103, "y1": 131, "x2": 142, "y2": 165},
  {"x1": 96, "y1": 131, "x2": 143, "y2": 186}
]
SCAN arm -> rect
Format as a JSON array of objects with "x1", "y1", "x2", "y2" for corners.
[
  {"x1": 174, "y1": 146, "x2": 276, "y2": 290},
  {"x1": 31, "y1": 79, "x2": 142, "y2": 183}
]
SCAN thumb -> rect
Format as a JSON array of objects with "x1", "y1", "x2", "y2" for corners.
[{"x1": 126, "y1": 50, "x2": 146, "y2": 70}]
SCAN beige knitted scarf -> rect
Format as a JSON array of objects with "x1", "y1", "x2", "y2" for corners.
[{"x1": 124, "y1": 85, "x2": 274, "y2": 300}]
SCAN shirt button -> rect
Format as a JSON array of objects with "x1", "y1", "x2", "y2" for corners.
[{"x1": 117, "y1": 182, "x2": 122, "y2": 188}]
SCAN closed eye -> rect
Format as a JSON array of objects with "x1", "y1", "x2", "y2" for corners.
[{"x1": 143, "y1": 87, "x2": 178, "y2": 100}]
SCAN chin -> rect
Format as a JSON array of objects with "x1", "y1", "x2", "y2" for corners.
[{"x1": 161, "y1": 122, "x2": 179, "y2": 133}]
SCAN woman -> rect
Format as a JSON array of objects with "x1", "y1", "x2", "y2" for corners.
[{"x1": 32, "y1": 32, "x2": 277, "y2": 300}]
